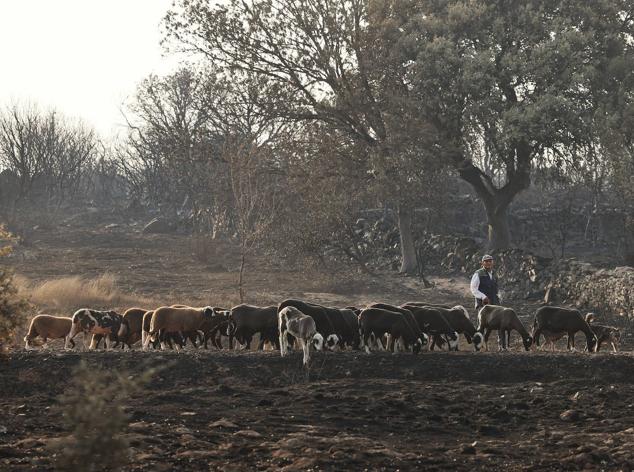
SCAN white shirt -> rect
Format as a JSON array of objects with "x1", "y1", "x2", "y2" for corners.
[{"x1": 470, "y1": 270, "x2": 494, "y2": 300}]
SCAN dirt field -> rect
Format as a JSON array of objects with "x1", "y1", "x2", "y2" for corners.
[
  {"x1": 2, "y1": 212, "x2": 633, "y2": 471},
  {"x1": 3, "y1": 350, "x2": 634, "y2": 471}
]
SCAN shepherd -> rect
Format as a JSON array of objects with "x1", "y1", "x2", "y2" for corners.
[{"x1": 470, "y1": 254, "x2": 501, "y2": 311}]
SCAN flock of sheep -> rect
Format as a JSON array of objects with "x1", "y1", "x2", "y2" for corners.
[{"x1": 23, "y1": 299, "x2": 622, "y2": 365}]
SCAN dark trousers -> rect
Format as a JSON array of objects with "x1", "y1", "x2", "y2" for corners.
[{"x1": 475, "y1": 296, "x2": 500, "y2": 311}]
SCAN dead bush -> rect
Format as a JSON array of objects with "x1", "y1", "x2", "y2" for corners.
[{"x1": 49, "y1": 360, "x2": 158, "y2": 471}]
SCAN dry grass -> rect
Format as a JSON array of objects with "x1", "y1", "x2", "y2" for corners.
[{"x1": 13, "y1": 273, "x2": 151, "y2": 315}]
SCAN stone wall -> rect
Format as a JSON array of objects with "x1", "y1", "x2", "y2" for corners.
[{"x1": 418, "y1": 234, "x2": 634, "y2": 319}]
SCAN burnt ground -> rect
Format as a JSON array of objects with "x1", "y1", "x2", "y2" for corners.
[
  {"x1": 3, "y1": 211, "x2": 634, "y2": 470},
  {"x1": 3, "y1": 350, "x2": 634, "y2": 471}
]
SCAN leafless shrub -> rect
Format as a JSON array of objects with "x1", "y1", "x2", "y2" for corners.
[
  {"x1": 0, "y1": 103, "x2": 99, "y2": 214},
  {"x1": 49, "y1": 361, "x2": 159, "y2": 471}
]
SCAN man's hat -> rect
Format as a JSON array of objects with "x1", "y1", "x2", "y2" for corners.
[{"x1": 481, "y1": 254, "x2": 494, "y2": 262}]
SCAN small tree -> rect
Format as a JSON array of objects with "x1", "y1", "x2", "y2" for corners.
[
  {"x1": 226, "y1": 136, "x2": 278, "y2": 302},
  {"x1": 50, "y1": 361, "x2": 158, "y2": 472}
]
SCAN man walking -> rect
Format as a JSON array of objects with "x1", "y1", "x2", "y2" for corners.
[{"x1": 471, "y1": 254, "x2": 500, "y2": 311}]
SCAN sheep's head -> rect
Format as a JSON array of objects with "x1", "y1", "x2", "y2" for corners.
[
  {"x1": 312, "y1": 333, "x2": 324, "y2": 351},
  {"x1": 73, "y1": 309, "x2": 96, "y2": 332},
  {"x1": 117, "y1": 318, "x2": 130, "y2": 340},
  {"x1": 226, "y1": 319, "x2": 236, "y2": 337},
  {"x1": 212, "y1": 308, "x2": 231, "y2": 318},
  {"x1": 325, "y1": 334, "x2": 339, "y2": 350},
  {"x1": 613, "y1": 329, "x2": 622, "y2": 344},
  {"x1": 412, "y1": 337, "x2": 423, "y2": 354},
  {"x1": 522, "y1": 335, "x2": 534, "y2": 351},
  {"x1": 472, "y1": 332, "x2": 484, "y2": 351},
  {"x1": 420, "y1": 333, "x2": 429, "y2": 351}
]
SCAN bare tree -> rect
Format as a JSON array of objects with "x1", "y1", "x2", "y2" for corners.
[
  {"x1": 0, "y1": 104, "x2": 99, "y2": 214},
  {"x1": 164, "y1": 0, "x2": 439, "y2": 274},
  {"x1": 225, "y1": 136, "x2": 278, "y2": 302}
]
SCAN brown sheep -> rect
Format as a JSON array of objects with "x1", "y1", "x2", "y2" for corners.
[
  {"x1": 585, "y1": 313, "x2": 621, "y2": 352},
  {"x1": 24, "y1": 315, "x2": 74, "y2": 350},
  {"x1": 121, "y1": 307, "x2": 147, "y2": 347},
  {"x1": 535, "y1": 314, "x2": 620, "y2": 353},
  {"x1": 141, "y1": 309, "x2": 187, "y2": 350},
  {"x1": 144, "y1": 306, "x2": 214, "y2": 350},
  {"x1": 477, "y1": 305, "x2": 533, "y2": 351},
  {"x1": 532, "y1": 306, "x2": 597, "y2": 352}
]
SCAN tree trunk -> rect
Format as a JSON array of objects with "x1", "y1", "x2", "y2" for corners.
[
  {"x1": 484, "y1": 203, "x2": 511, "y2": 251},
  {"x1": 451, "y1": 121, "x2": 532, "y2": 250},
  {"x1": 238, "y1": 249, "x2": 246, "y2": 303},
  {"x1": 457, "y1": 156, "x2": 529, "y2": 251},
  {"x1": 398, "y1": 204, "x2": 418, "y2": 274}
]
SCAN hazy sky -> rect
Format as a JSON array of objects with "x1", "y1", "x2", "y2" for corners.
[{"x1": 0, "y1": 0, "x2": 181, "y2": 137}]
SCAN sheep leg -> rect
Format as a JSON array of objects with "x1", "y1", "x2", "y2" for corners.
[
  {"x1": 160, "y1": 332, "x2": 169, "y2": 350},
  {"x1": 483, "y1": 328, "x2": 492, "y2": 351},
  {"x1": 174, "y1": 334, "x2": 183, "y2": 351},
  {"x1": 611, "y1": 342, "x2": 617, "y2": 352},
  {"x1": 166, "y1": 333, "x2": 177, "y2": 350},
  {"x1": 363, "y1": 331, "x2": 372, "y2": 354},
  {"x1": 279, "y1": 330, "x2": 287, "y2": 356},
  {"x1": 105, "y1": 335, "x2": 112, "y2": 351},
  {"x1": 384, "y1": 334, "x2": 393, "y2": 351},
  {"x1": 207, "y1": 327, "x2": 220, "y2": 349},
  {"x1": 300, "y1": 338, "x2": 310, "y2": 366},
  {"x1": 568, "y1": 332, "x2": 575, "y2": 351},
  {"x1": 533, "y1": 328, "x2": 543, "y2": 348},
  {"x1": 214, "y1": 331, "x2": 224, "y2": 349}
]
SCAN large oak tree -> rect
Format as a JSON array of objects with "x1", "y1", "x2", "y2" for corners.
[{"x1": 402, "y1": 0, "x2": 633, "y2": 248}]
